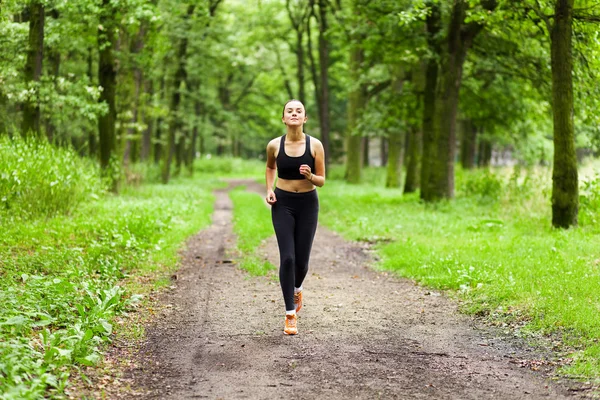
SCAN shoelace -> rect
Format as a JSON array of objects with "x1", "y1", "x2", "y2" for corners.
[{"x1": 287, "y1": 316, "x2": 297, "y2": 328}]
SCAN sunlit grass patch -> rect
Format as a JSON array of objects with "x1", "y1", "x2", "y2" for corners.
[
  {"x1": 319, "y1": 168, "x2": 600, "y2": 379},
  {"x1": 229, "y1": 187, "x2": 275, "y2": 276}
]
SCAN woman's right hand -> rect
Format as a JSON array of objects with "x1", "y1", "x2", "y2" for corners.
[{"x1": 266, "y1": 189, "x2": 277, "y2": 205}]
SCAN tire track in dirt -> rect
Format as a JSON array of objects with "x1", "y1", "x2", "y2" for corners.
[{"x1": 125, "y1": 179, "x2": 587, "y2": 399}]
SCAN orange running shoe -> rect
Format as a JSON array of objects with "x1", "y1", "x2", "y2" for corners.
[
  {"x1": 294, "y1": 291, "x2": 303, "y2": 313},
  {"x1": 284, "y1": 314, "x2": 298, "y2": 335}
]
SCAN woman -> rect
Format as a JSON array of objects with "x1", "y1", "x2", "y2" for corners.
[{"x1": 265, "y1": 99, "x2": 326, "y2": 335}]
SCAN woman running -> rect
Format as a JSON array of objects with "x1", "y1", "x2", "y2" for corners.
[{"x1": 265, "y1": 99, "x2": 326, "y2": 335}]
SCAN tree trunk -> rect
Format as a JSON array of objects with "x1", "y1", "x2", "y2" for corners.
[
  {"x1": 423, "y1": 0, "x2": 492, "y2": 201},
  {"x1": 404, "y1": 125, "x2": 422, "y2": 193},
  {"x1": 362, "y1": 137, "x2": 369, "y2": 167},
  {"x1": 380, "y1": 137, "x2": 388, "y2": 166},
  {"x1": 550, "y1": 0, "x2": 578, "y2": 228},
  {"x1": 162, "y1": 4, "x2": 194, "y2": 184},
  {"x1": 344, "y1": 44, "x2": 365, "y2": 183},
  {"x1": 0, "y1": 94, "x2": 7, "y2": 136},
  {"x1": 386, "y1": 75, "x2": 405, "y2": 187},
  {"x1": 141, "y1": 79, "x2": 153, "y2": 161},
  {"x1": 43, "y1": 9, "x2": 60, "y2": 143},
  {"x1": 296, "y1": 30, "x2": 306, "y2": 104},
  {"x1": 175, "y1": 133, "x2": 185, "y2": 176},
  {"x1": 419, "y1": 1, "x2": 441, "y2": 201},
  {"x1": 460, "y1": 119, "x2": 477, "y2": 169},
  {"x1": 318, "y1": 0, "x2": 331, "y2": 168},
  {"x1": 127, "y1": 22, "x2": 147, "y2": 164},
  {"x1": 386, "y1": 130, "x2": 406, "y2": 188},
  {"x1": 187, "y1": 97, "x2": 201, "y2": 176},
  {"x1": 87, "y1": 46, "x2": 97, "y2": 158},
  {"x1": 478, "y1": 136, "x2": 492, "y2": 167},
  {"x1": 98, "y1": 0, "x2": 118, "y2": 191},
  {"x1": 21, "y1": 2, "x2": 44, "y2": 138},
  {"x1": 154, "y1": 75, "x2": 166, "y2": 164}
]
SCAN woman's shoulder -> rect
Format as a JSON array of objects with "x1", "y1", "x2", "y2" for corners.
[
  {"x1": 267, "y1": 136, "x2": 283, "y2": 153},
  {"x1": 308, "y1": 135, "x2": 324, "y2": 148}
]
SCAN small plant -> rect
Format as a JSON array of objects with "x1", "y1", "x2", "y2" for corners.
[
  {"x1": 579, "y1": 174, "x2": 600, "y2": 227},
  {"x1": 456, "y1": 168, "x2": 504, "y2": 202}
]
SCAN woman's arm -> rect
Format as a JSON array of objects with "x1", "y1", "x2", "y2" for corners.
[
  {"x1": 265, "y1": 140, "x2": 278, "y2": 204},
  {"x1": 309, "y1": 139, "x2": 326, "y2": 187}
]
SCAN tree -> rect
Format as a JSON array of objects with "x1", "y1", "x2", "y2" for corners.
[
  {"x1": 286, "y1": 0, "x2": 311, "y2": 104},
  {"x1": 422, "y1": 0, "x2": 497, "y2": 201},
  {"x1": 549, "y1": 0, "x2": 578, "y2": 227},
  {"x1": 21, "y1": 1, "x2": 45, "y2": 138},
  {"x1": 98, "y1": 0, "x2": 118, "y2": 191}
]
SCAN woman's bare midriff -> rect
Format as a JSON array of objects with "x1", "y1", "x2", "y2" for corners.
[{"x1": 276, "y1": 178, "x2": 315, "y2": 193}]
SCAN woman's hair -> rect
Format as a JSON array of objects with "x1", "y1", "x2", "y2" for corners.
[{"x1": 282, "y1": 99, "x2": 305, "y2": 117}]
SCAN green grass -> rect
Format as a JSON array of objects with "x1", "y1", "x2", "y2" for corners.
[
  {"x1": 0, "y1": 136, "x2": 105, "y2": 220},
  {"x1": 229, "y1": 187, "x2": 276, "y2": 276},
  {"x1": 0, "y1": 141, "x2": 218, "y2": 399},
  {"x1": 318, "y1": 165, "x2": 600, "y2": 380}
]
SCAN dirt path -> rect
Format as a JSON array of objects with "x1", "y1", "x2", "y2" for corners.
[{"x1": 123, "y1": 180, "x2": 587, "y2": 399}]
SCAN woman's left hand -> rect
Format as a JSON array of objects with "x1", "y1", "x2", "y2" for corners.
[{"x1": 299, "y1": 164, "x2": 312, "y2": 180}]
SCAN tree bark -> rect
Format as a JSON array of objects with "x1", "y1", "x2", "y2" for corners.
[
  {"x1": 98, "y1": 0, "x2": 118, "y2": 191},
  {"x1": 128, "y1": 23, "x2": 147, "y2": 164},
  {"x1": 478, "y1": 135, "x2": 491, "y2": 167},
  {"x1": 0, "y1": 94, "x2": 8, "y2": 136},
  {"x1": 286, "y1": 0, "x2": 309, "y2": 104},
  {"x1": 44, "y1": 9, "x2": 60, "y2": 143},
  {"x1": 404, "y1": 125, "x2": 422, "y2": 193},
  {"x1": 21, "y1": 2, "x2": 45, "y2": 138},
  {"x1": 154, "y1": 75, "x2": 166, "y2": 164},
  {"x1": 162, "y1": 4, "x2": 194, "y2": 184},
  {"x1": 344, "y1": 44, "x2": 365, "y2": 183},
  {"x1": 141, "y1": 79, "x2": 153, "y2": 161},
  {"x1": 187, "y1": 96, "x2": 201, "y2": 176},
  {"x1": 296, "y1": 30, "x2": 306, "y2": 104},
  {"x1": 87, "y1": 46, "x2": 97, "y2": 158},
  {"x1": 550, "y1": 0, "x2": 578, "y2": 228},
  {"x1": 420, "y1": 1, "x2": 441, "y2": 200},
  {"x1": 318, "y1": 0, "x2": 331, "y2": 168},
  {"x1": 362, "y1": 137, "x2": 369, "y2": 167},
  {"x1": 423, "y1": 0, "x2": 495, "y2": 201},
  {"x1": 460, "y1": 119, "x2": 477, "y2": 169},
  {"x1": 386, "y1": 130, "x2": 405, "y2": 188},
  {"x1": 380, "y1": 137, "x2": 388, "y2": 166},
  {"x1": 386, "y1": 75, "x2": 405, "y2": 187}
]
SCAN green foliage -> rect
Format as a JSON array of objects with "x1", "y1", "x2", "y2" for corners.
[
  {"x1": 455, "y1": 167, "x2": 504, "y2": 201},
  {"x1": 0, "y1": 137, "x2": 106, "y2": 220},
  {"x1": 230, "y1": 187, "x2": 275, "y2": 276},
  {"x1": 579, "y1": 174, "x2": 600, "y2": 227},
  {"x1": 0, "y1": 144, "x2": 216, "y2": 398},
  {"x1": 194, "y1": 156, "x2": 264, "y2": 178},
  {"x1": 318, "y1": 168, "x2": 600, "y2": 378}
]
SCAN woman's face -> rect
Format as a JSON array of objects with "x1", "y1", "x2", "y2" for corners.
[{"x1": 282, "y1": 101, "x2": 307, "y2": 126}]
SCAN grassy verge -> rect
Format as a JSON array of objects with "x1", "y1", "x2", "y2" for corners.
[
  {"x1": 229, "y1": 187, "x2": 275, "y2": 276},
  {"x1": 0, "y1": 138, "x2": 220, "y2": 398},
  {"x1": 318, "y1": 165, "x2": 600, "y2": 381}
]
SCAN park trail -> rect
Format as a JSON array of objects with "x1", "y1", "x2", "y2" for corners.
[{"x1": 121, "y1": 179, "x2": 590, "y2": 399}]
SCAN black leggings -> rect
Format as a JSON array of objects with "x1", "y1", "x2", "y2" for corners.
[{"x1": 271, "y1": 187, "x2": 319, "y2": 311}]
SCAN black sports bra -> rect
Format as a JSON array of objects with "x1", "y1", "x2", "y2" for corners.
[{"x1": 276, "y1": 134, "x2": 315, "y2": 180}]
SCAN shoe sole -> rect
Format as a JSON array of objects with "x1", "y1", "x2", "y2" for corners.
[{"x1": 284, "y1": 330, "x2": 298, "y2": 335}]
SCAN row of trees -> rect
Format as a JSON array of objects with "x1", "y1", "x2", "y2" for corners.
[
  {"x1": 339, "y1": 0, "x2": 599, "y2": 228},
  {"x1": 1, "y1": 0, "x2": 599, "y2": 227}
]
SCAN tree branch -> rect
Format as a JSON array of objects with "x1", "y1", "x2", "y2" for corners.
[
  {"x1": 367, "y1": 80, "x2": 391, "y2": 99},
  {"x1": 232, "y1": 74, "x2": 259, "y2": 109}
]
